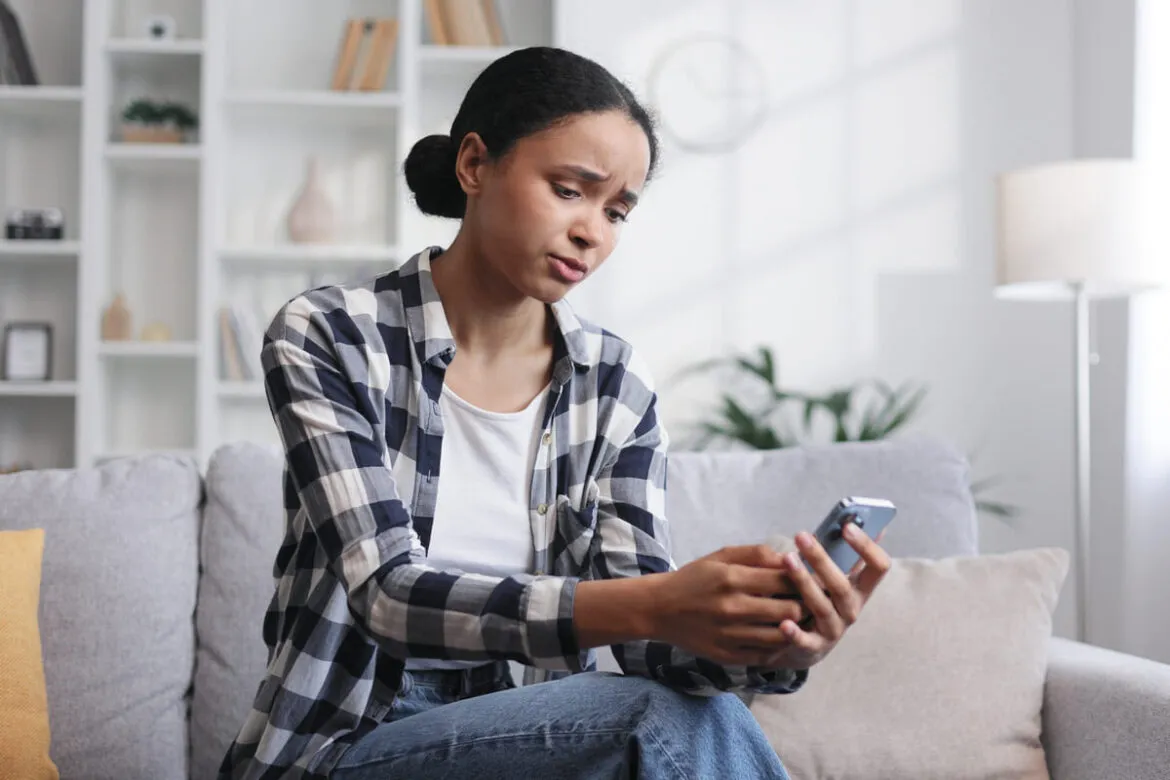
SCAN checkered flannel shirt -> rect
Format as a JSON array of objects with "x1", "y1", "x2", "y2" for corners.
[{"x1": 219, "y1": 246, "x2": 808, "y2": 779}]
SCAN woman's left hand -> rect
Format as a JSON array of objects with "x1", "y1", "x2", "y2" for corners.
[{"x1": 759, "y1": 524, "x2": 891, "y2": 671}]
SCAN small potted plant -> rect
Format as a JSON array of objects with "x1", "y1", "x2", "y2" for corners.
[
  {"x1": 120, "y1": 98, "x2": 198, "y2": 144},
  {"x1": 161, "y1": 101, "x2": 199, "y2": 142}
]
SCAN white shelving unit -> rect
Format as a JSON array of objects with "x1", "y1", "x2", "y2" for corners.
[{"x1": 1, "y1": 0, "x2": 561, "y2": 471}]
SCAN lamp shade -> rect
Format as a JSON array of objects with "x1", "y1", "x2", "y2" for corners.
[{"x1": 995, "y1": 159, "x2": 1169, "y2": 300}]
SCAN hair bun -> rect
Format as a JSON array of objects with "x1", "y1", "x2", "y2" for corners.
[{"x1": 404, "y1": 134, "x2": 466, "y2": 219}]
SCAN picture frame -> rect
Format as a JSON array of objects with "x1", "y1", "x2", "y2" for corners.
[{"x1": 2, "y1": 322, "x2": 53, "y2": 381}]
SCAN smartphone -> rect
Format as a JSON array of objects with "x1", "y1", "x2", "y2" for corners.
[{"x1": 807, "y1": 496, "x2": 897, "y2": 574}]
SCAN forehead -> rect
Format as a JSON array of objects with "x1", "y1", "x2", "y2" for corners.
[{"x1": 513, "y1": 111, "x2": 651, "y2": 189}]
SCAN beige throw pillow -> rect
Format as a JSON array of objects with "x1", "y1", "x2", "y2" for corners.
[{"x1": 750, "y1": 543, "x2": 1069, "y2": 780}]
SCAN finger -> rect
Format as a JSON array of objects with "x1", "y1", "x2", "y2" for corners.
[
  {"x1": 843, "y1": 525, "x2": 893, "y2": 599},
  {"x1": 778, "y1": 617, "x2": 829, "y2": 655},
  {"x1": 709, "y1": 544, "x2": 788, "y2": 570},
  {"x1": 782, "y1": 550, "x2": 845, "y2": 639},
  {"x1": 723, "y1": 593, "x2": 807, "y2": 627},
  {"x1": 795, "y1": 532, "x2": 855, "y2": 609},
  {"x1": 848, "y1": 528, "x2": 888, "y2": 576},
  {"x1": 722, "y1": 624, "x2": 791, "y2": 647},
  {"x1": 727, "y1": 564, "x2": 793, "y2": 597}
]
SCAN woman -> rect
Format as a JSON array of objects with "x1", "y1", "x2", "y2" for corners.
[{"x1": 220, "y1": 46, "x2": 890, "y2": 780}]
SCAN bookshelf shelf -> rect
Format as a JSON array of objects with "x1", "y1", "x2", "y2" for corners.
[
  {"x1": 98, "y1": 341, "x2": 200, "y2": 359},
  {"x1": 0, "y1": 240, "x2": 81, "y2": 261},
  {"x1": 0, "y1": 381, "x2": 78, "y2": 398},
  {"x1": 0, "y1": 86, "x2": 84, "y2": 119},
  {"x1": 106, "y1": 38, "x2": 205, "y2": 57}
]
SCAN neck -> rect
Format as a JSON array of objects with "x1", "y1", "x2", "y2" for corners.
[{"x1": 430, "y1": 232, "x2": 551, "y2": 361}]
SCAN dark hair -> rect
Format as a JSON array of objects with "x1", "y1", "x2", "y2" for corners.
[{"x1": 404, "y1": 46, "x2": 660, "y2": 219}]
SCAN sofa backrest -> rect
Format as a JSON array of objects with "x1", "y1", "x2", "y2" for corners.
[
  {"x1": 191, "y1": 435, "x2": 979, "y2": 778},
  {"x1": 0, "y1": 454, "x2": 202, "y2": 780},
  {"x1": 665, "y1": 435, "x2": 979, "y2": 563}
]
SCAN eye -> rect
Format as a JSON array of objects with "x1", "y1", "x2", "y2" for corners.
[
  {"x1": 553, "y1": 183, "x2": 580, "y2": 199},
  {"x1": 606, "y1": 208, "x2": 629, "y2": 224}
]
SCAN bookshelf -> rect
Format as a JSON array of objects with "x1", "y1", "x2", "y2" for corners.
[{"x1": 0, "y1": 0, "x2": 561, "y2": 472}]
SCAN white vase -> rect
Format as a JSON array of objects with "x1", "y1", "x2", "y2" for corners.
[{"x1": 286, "y1": 157, "x2": 336, "y2": 243}]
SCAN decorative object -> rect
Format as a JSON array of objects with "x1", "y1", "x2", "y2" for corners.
[
  {"x1": 2, "y1": 322, "x2": 52, "y2": 381},
  {"x1": 142, "y1": 14, "x2": 176, "y2": 40},
  {"x1": 0, "y1": 1, "x2": 38, "y2": 85},
  {"x1": 330, "y1": 17, "x2": 399, "y2": 91},
  {"x1": 0, "y1": 462, "x2": 34, "y2": 474},
  {"x1": 674, "y1": 345, "x2": 1019, "y2": 520},
  {"x1": 422, "y1": 1, "x2": 505, "y2": 47},
  {"x1": 140, "y1": 322, "x2": 172, "y2": 342},
  {"x1": 101, "y1": 293, "x2": 133, "y2": 341},
  {"x1": 0, "y1": 529, "x2": 59, "y2": 780},
  {"x1": 995, "y1": 158, "x2": 1170, "y2": 644},
  {"x1": 5, "y1": 208, "x2": 64, "y2": 240},
  {"x1": 646, "y1": 34, "x2": 769, "y2": 154},
  {"x1": 286, "y1": 157, "x2": 337, "y2": 243},
  {"x1": 749, "y1": 539, "x2": 1068, "y2": 780},
  {"x1": 120, "y1": 98, "x2": 199, "y2": 144}
]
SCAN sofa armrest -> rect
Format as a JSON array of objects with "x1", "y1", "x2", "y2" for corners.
[{"x1": 1042, "y1": 636, "x2": 1170, "y2": 780}]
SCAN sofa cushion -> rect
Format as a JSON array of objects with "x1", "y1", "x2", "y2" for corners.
[
  {"x1": 0, "y1": 455, "x2": 201, "y2": 780},
  {"x1": 0, "y1": 528, "x2": 59, "y2": 780},
  {"x1": 749, "y1": 542, "x2": 1068, "y2": 780},
  {"x1": 191, "y1": 442, "x2": 285, "y2": 780},
  {"x1": 664, "y1": 435, "x2": 979, "y2": 565}
]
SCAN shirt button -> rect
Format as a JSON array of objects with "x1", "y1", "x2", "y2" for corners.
[
  {"x1": 541, "y1": 431, "x2": 551, "y2": 445},
  {"x1": 537, "y1": 503, "x2": 548, "y2": 515}
]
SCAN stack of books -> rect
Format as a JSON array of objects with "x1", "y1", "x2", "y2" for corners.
[
  {"x1": 424, "y1": 0, "x2": 507, "y2": 47},
  {"x1": 331, "y1": 17, "x2": 400, "y2": 91}
]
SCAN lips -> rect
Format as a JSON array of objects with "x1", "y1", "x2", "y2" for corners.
[
  {"x1": 551, "y1": 254, "x2": 587, "y2": 274},
  {"x1": 548, "y1": 253, "x2": 588, "y2": 284}
]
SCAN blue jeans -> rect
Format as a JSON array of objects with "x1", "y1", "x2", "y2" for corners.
[{"x1": 329, "y1": 662, "x2": 791, "y2": 779}]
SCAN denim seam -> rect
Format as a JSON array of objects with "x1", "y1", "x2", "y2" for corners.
[
  {"x1": 335, "y1": 727, "x2": 635, "y2": 772},
  {"x1": 638, "y1": 720, "x2": 689, "y2": 780}
]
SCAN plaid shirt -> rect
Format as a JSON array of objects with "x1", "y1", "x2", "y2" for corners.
[{"x1": 219, "y1": 247, "x2": 807, "y2": 780}]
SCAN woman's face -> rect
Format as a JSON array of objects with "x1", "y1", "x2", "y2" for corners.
[{"x1": 457, "y1": 110, "x2": 651, "y2": 303}]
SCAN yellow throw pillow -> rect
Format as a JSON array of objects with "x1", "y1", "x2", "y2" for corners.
[{"x1": 0, "y1": 529, "x2": 59, "y2": 780}]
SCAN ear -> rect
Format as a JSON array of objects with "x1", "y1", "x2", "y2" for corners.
[{"x1": 453, "y1": 132, "x2": 490, "y2": 198}]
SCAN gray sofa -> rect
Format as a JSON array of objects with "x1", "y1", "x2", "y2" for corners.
[{"x1": 1, "y1": 436, "x2": 1168, "y2": 779}]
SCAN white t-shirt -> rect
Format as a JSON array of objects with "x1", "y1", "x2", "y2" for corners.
[{"x1": 404, "y1": 382, "x2": 548, "y2": 671}]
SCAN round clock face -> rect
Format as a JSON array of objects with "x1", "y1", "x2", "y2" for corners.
[{"x1": 646, "y1": 34, "x2": 769, "y2": 154}]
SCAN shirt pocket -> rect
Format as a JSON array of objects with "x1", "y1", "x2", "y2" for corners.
[{"x1": 553, "y1": 480, "x2": 601, "y2": 576}]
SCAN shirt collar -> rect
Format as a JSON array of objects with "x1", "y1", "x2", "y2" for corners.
[{"x1": 398, "y1": 246, "x2": 592, "y2": 374}]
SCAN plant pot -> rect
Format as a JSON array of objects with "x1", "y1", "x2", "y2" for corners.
[{"x1": 120, "y1": 123, "x2": 184, "y2": 144}]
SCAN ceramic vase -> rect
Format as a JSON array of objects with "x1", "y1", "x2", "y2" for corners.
[{"x1": 286, "y1": 157, "x2": 336, "y2": 243}]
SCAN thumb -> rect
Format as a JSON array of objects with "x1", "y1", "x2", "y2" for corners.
[{"x1": 709, "y1": 544, "x2": 788, "y2": 569}]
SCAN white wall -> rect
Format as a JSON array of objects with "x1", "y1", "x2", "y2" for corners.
[{"x1": 559, "y1": 0, "x2": 1109, "y2": 643}]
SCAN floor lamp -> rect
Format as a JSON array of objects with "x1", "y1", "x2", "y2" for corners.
[{"x1": 995, "y1": 159, "x2": 1167, "y2": 644}]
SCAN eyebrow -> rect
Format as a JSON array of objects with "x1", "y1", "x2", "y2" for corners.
[{"x1": 560, "y1": 165, "x2": 640, "y2": 207}]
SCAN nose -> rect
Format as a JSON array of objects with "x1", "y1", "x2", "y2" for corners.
[{"x1": 569, "y1": 209, "x2": 604, "y2": 251}]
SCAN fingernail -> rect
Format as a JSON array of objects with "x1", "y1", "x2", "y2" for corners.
[
  {"x1": 797, "y1": 532, "x2": 813, "y2": 548},
  {"x1": 845, "y1": 523, "x2": 862, "y2": 540},
  {"x1": 786, "y1": 552, "x2": 801, "y2": 569}
]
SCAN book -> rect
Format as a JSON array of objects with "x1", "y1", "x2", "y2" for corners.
[
  {"x1": 424, "y1": 0, "x2": 450, "y2": 45},
  {"x1": 480, "y1": 0, "x2": 505, "y2": 46},
  {"x1": 0, "y1": 1, "x2": 38, "y2": 85},
  {"x1": 346, "y1": 19, "x2": 379, "y2": 90},
  {"x1": 330, "y1": 18, "x2": 365, "y2": 91},
  {"x1": 355, "y1": 18, "x2": 398, "y2": 91},
  {"x1": 440, "y1": 0, "x2": 493, "y2": 46}
]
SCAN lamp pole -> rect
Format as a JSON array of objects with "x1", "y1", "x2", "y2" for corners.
[{"x1": 1072, "y1": 281, "x2": 1092, "y2": 644}]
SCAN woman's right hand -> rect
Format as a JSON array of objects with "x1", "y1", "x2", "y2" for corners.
[{"x1": 647, "y1": 545, "x2": 808, "y2": 667}]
